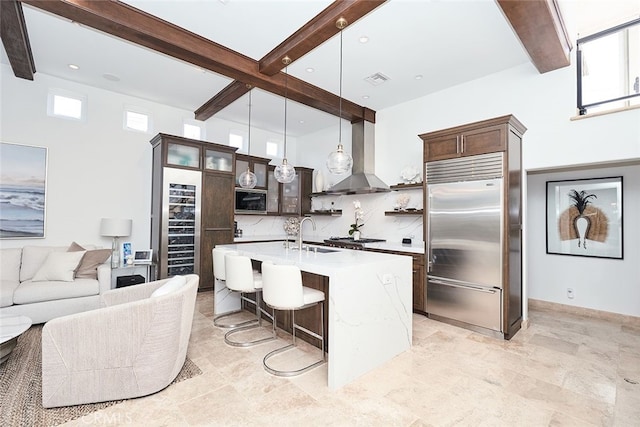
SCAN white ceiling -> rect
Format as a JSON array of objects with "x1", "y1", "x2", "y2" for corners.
[{"x1": 2, "y1": 0, "x2": 638, "y2": 138}]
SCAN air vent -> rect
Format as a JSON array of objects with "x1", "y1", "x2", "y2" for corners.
[
  {"x1": 426, "y1": 152, "x2": 504, "y2": 184},
  {"x1": 364, "y1": 72, "x2": 390, "y2": 86}
]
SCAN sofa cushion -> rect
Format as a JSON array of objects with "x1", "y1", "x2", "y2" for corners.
[
  {"x1": 151, "y1": 275, "x2": 186, "y2": 298},
  {"x1": 0, "y1": 280, "x2": 20, "y2": 307},
  {"x1": 32, "y1": 251, "x2": 86, "y2": 282},
  {"x1": 1, "y1": 248, "x2": 22, "y2": 283},
  {"x1": 68, "y1": 242, "x2": 111, "y2": 279},
  {"x1": 13, "y1": 278, "x2": 100, "y2": 305},
  {"x1": 20, "y1": 246, "x2": 67, "y2": 282}
]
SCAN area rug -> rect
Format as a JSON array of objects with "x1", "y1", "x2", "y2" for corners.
[{"x1": 0, "y1": 324, "x2": 202, "y2": 426}]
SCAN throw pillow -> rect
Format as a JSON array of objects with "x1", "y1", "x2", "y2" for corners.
[
  {"x1": 151, "y1": 275, "x2": 186, "y2": 297},
  {"x1": 32, "y1": 251, "x2": 86, "y2": 282},
  {"x1": 68, "y1": 242, "x2": 112, "y2": 279}
]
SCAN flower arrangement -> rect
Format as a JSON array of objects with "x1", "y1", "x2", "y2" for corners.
[
  {"x1": 349, "y1": 200, "x2": 364, "y2": 236},
  {"x1": 283, "y1": 217, "x2": 300, "y2": 236}
]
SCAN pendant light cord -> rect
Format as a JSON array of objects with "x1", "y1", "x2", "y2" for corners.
[
  {"x1": 338, "y1": 28, "x2": 343, "y2": 144},
  {"x1": 247, "y1": 89, "x2": 252, "y2": 155},
  {"x1": 283, "y1": 65, "x2": 289, "y2": 158}
]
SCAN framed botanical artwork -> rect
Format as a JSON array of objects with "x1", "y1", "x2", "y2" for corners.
[
  {"x1": 0, "y1": 142, "x2": 48, "y2": 239},
  {"x1": 546, "y1": 176, "x2": 623, "y2": 259}
]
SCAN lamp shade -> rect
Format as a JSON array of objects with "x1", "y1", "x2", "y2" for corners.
[{"x1": 100, "y1": 218, "x2": 132, "y2": 237}]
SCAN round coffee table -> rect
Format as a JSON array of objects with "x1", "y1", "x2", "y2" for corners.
[{"x1": 0, "y1": 315, "x2": 32, "y2": 364}]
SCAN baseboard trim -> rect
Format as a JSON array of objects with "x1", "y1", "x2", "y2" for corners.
[{"x1": 528, "y1": 298, "x2": 640, "y2": 326}]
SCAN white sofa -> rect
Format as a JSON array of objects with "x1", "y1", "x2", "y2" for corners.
[
  {"x1": 42, "y1": 274, "x2": 199, "y2": 408},
  {"x1": 0, "y1": 244, "x2": 111, "y2": 324}
]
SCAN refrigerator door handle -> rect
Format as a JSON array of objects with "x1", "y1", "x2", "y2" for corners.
[{"x1": 428, "y1": 278, "x2": 497, "y2": 294}]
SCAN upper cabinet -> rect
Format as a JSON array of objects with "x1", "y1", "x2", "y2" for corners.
[
  {"x1": 419, "y1": 116, "x2": 526, "y2": 162},
  {"x1": 235, "y1": 154, "x2": 270, "y2": 189},
  {"x1": 280, "y1": 167, "x2": 313, "y2": 216},
  {"x1": 153, "y1": 133, "x2": 237, "y2": 175}
]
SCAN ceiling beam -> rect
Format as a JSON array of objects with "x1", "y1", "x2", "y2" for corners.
[
  {"x1": 259, "y1": 0, "x2": 386, "y2": 76},
  {"x1": 196, "y1": 0, "x2": 386, "y2": 122},
  {"x1": 195, "y1": 81, "x2": 251, "y2": 122},
  {"x1": 497, "y1": 0, "x2": 572, "y2": 74},
  {"x1": 21, "y1": 0, "x2": 375, "y2": 123},
  {"x1": 1, "y1": 0, "x2": 36, "y2": 80}
]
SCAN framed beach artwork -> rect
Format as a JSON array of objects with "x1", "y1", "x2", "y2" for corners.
[
  {"x1": 546, "y1": 176, "x2": 623, "y2": 259},
  {"x1": 0, "y1": 142, "x2": 48, "y2": 239}
]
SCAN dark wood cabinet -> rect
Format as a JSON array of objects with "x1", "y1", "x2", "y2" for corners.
[
  {"x1": 201, "y1": 172, "x2": 235, "y2": 290},
  {"x1": 150, "y1": 133, "x2": 236, "y2": 291},
  {"x1": 420, "y1": 115, "x2": 526, "y2": 339},
  {"x1": 280, "y1": 166, "x2": 313, "y2": 216},
  {"x1": 420, "y1": 120, "x2": 509, "y2": 162},
  {"x1": 411, "y1": 253, "x2": 426, "y2": 313},
  {"x1": 266, "y1": 165, "x2": 280, "y2": 215}
]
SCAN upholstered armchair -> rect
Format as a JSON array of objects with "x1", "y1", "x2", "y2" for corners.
[{"x1": 41, "y1": 274, "x2": 199, "y2": 408}]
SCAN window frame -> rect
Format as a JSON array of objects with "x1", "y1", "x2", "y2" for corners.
[
  {"x1": 576, "y1": 18, "x2": 640, "y2": 115},
  {"x1": 47, "y1": 88, "x2": 87, "y2": 121},
  {"x1": 123, "y1": 105, "x2": 152, "y2": 134}
]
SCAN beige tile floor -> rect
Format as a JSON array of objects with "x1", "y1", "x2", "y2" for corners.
[{"x1": 63, "y1": 291, "x2": 640, "y2": 426}]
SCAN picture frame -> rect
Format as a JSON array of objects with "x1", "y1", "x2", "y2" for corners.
[
  {"x1": 0, "y1": 142, "x2": 48, "y2": 239},
  {"x1": 546, "y1": 176, "x2": 623, "y2": 259},
  {"x1": 122, "y1": 242, "x2": 132, "y2": 265},
  {"x1": 133, "y1": 249, "x2": 153, "y2": 264}
]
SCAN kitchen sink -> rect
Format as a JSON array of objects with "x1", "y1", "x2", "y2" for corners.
[{"x1": 309, "y1": 246, "x2": 338, "y2": 253}]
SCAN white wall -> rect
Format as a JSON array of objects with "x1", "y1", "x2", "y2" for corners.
[
  {"x1": 527, "y1": 163, "x2": 639, "y2": 316},
  {"x1": 0, "y1": 64, "x2": 294, "y2": 251}
]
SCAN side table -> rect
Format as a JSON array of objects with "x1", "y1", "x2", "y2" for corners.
[{"x1": 110, "y1": 263, "x2": 157, "y2": 289}]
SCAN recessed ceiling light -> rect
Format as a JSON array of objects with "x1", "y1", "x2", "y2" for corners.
[
  {"x1": 359, "y1": 36, "x2": 369, "y2": 43},
  {"x1": 306, "y1": 67, "x2": 314, "y2": 73},
  {"x1": 68, "y1": 64, "x2": 79, "y2": 70},
  {"x1": 415, "y1": 74, "x2": 424, "y2": 80},
  {"x1": 299, "y1": 120, "x2": 305, "y2": 124},
  {"x1": 362, "y1": 95, "x2": 370, "y2": 99},
  {"x1": 103, "y1": 73, "x2": 120, "y2": 82}
]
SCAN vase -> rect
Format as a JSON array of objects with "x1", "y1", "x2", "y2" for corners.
[
  {"x1": 315, "y1": 170, "x2": 324, "y2": 193},
  {"x1": 353, "y1": 231, "x2": 361, "y2": 241}
]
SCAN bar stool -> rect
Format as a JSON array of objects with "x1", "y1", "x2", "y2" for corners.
[
  {"x1": 261, "y1": 262, "x2": 326, "y2": 377},
  {"x1": 223, "y1": 253, "x2": 276, "y2": 347},
  {"x1": 212, "y1": 247, "x2": 253, "y2": 329}
]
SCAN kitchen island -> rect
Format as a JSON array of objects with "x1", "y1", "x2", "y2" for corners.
[{"x1": 217, "y1": 241, "x2": 413, "y2": 390}]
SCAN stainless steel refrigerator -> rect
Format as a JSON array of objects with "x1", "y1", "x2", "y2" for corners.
[{"x1": 425, "y1": 152, "x2": 505, "y2": 333}]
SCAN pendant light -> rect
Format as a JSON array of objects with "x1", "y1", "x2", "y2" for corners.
[
  {"x1": 238, "y1": 86, "x2": 257, "y2": 189},
  {"x1": 326, "y1": 17, "x2": 353, "y2": 175},
  {"x1": 274, "y1": 56, "x2": 296, "y2": 184}
]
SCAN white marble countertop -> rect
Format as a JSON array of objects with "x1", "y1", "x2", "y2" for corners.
[
  {"x1": 220, "y1": 241, "x2": 412, "y2": 276},
  {"x1": 234, "y1": 234, "x2": 425, "y2": 255}
]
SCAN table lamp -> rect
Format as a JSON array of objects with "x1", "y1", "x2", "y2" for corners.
[{"x1": 100, "y1": 218, "x2": 132, "y2": 268}]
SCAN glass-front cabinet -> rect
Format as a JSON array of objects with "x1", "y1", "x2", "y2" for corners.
[
  {"x1": 205, "y1": 148, "x2": 233, "y2": 173},
  {"x1": 279, "y1": 167, "x2": 313, "y2": 216},
  {"x1": 166, "y1": 142, "x2": 200, "y2": 169},
  {"x1": 235, "y1": 154, "x2": 270, "y2": 189},
  {"x1": 267, "y1": 166, "x2": 280, "y2": 214}
]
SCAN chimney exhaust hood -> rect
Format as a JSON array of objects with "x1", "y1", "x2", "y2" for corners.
[{"x1": 326, "y1": 121, "x2": 390, "y2": 195}]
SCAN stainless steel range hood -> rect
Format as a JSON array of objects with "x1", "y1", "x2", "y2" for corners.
[{"x1": 325, "y1": 121, "x2": 390, "y2": 195}]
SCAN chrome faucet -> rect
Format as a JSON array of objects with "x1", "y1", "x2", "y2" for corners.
[{"x1": 298, "y1": 216, "x2": 316, "y2": 251}]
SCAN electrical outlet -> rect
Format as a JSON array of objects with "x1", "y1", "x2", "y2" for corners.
[{"x1": 567, "y1": 288, "x2": 575, "y2": 299}]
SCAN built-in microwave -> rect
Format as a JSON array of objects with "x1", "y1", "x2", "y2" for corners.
[{"x1": 234, "y1": 188, "x2": 267, "y2": 214}]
